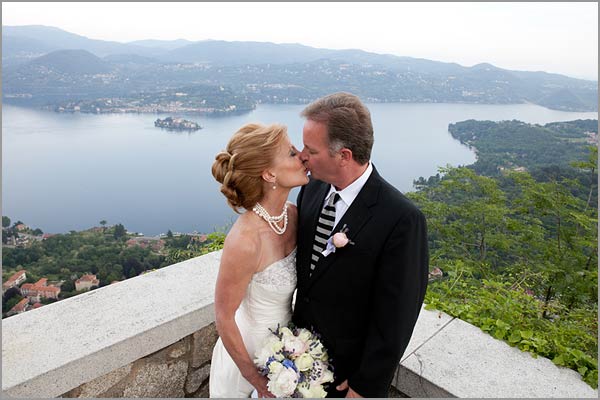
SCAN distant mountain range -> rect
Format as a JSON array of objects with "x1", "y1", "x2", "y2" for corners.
[
  {"x1": 2, "y1": 25, "x2": 465, "y2": 69},
  {"x1": 2, "y1": 25, "x2": 597, "y2": 112}
]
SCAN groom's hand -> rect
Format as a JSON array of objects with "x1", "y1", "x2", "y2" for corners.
[{"x1": 336, "y1": 380, "x2": 363, "y2": 398}]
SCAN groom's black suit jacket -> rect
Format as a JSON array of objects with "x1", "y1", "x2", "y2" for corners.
[{"x1": 292, "y1": 166, "x2": 429, "y2": 398}]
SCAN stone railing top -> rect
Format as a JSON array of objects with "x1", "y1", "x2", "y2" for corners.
[
  {"x1": 2, "y1": 249, "x2": 597, "y2": 398},
  {"x1": 2, "y1": 251, "x2": 221, "y2": 398},
  {"x1": 397, "y1": 307, "x2": 598, "y2": 398}
]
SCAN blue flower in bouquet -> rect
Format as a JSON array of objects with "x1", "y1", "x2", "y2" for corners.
[
  {"x1": 254, "y1": 323, "x2": 334, "y2": 397},
  {"x1": 282, "y1": 359, "x2": 299, "y2": 372}
]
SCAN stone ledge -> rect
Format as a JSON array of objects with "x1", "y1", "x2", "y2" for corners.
[
  {"x1": 3, "y1": 249, "x2": 597, "y2": 398},
  {"x1": 1, "y1": 251, "x2": 222, "y2": 398},
  {"x1": 396, "y1": 307, "x2": 598, "y2": 398}
]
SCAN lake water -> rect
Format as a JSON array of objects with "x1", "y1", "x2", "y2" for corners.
[{"x1": 2, "y1": 103, "x2": 596, "y2": 236}]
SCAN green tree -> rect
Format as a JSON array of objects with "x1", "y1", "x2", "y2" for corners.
[
  {"x1": 2, "y1": 287, "x2": 22, "y2": 313},
  {"x1": 113, "y1": 224, "x2": 127, "y2": 240},
  {"x1": 507, "y1": 171, "x2": 597, "y2": 312},
  {"x1": 164, "y1": 231, "x2": 226, "y2": 265},
  {"x1": 2, "y1": 216, "x2": 11, "y2": 228},
  {"x1": 571, "y1": 146, "x2": 598, "y2": 213},
  {"x1": 100, "y1": 220, "x2": 107, "y2": 233},
  {"x1": 408, "y1": 164, "x2": 598, "y2": 387},
  {"x1": 409, "y1": 166, "x2": 514, "y2": 277},
  {"x1": 61, "y1": 279, "x2": 75, "y2": 292},
  {"x1": 109, "y1": 264, "x2": 124, "y2": 282}
]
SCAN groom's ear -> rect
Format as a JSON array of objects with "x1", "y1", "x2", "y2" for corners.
[{"x1": 339, "y1": 148, "x2": 353, "y2": 165}]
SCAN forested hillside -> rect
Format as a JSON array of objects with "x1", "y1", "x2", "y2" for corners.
[{"x1": 410, "y1": 120, "x2": 598, "y2": 387}]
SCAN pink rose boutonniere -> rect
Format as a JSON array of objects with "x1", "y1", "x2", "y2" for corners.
[{"x1": 321, "y1": 224, "x2": 355, "y2": 257}]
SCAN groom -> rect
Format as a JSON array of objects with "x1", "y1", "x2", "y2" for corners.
[{"x1": 292, "y1": 92, "x2": 429, "y2": 398}]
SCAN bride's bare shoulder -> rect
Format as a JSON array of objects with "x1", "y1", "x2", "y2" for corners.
[{"x1": 221, "y1": 215, "x2": 262, "y2": 268}]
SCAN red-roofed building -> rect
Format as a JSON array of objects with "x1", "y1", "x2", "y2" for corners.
[
  {"x1": 32, "y1": 302, "x2": 43, "y2": 309},
  {"x1": 20, "y1": 278, "x2": 61, "y2": 300},
  {"x1": 8, "y1": 298, "x2": 29, "y2": 316},
  {"x1": 75, "y1": 274, "x2": 100, "y2": 291},
  {"x1": 2, "y1": 270, "x2": 27, "y2": 293}
]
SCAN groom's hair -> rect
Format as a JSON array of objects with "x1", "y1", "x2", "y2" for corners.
[{"x1": 301, "y1": 92, "x2": 373, "y2": 165}]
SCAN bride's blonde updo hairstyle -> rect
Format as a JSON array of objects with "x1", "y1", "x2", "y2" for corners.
[{"x1": 212, "y1": 123, "x2": 287, "y2": 213}]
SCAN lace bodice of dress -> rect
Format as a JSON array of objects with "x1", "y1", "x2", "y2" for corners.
[{"x1": 252, "y1": 248, "x2": 297, "y2": 286}]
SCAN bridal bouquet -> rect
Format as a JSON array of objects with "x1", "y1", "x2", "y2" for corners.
[{"x1": 254, "y1": 324, "x2": 334, "y2": 397}]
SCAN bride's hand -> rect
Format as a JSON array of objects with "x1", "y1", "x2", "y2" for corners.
[{"x1": 252, "y1": 374, "x2": 275, "y2": 398}]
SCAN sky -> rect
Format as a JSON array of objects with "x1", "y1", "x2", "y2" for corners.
[{"x1": 2, "y1": 2, "x2": 598, "y2": 80}]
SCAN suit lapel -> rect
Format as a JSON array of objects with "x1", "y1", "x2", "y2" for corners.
[{"x1": 307, "y1": 169, "x2": 382, "y2": 289}]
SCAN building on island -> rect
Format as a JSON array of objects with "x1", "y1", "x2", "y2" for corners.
[
  {"x1": 75, "y1": 274, "x2": 100, "y2": 291},
  {"x1": 154, "y1": 117, "x2": 202, "y2": 131}
]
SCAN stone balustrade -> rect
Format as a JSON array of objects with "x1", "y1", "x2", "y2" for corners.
[
  {"x1": 2, "y1": 251, "x2": 222, "y2": 398},
  {"x1": 2, "y1": 250, "x2": 597, "y2": 398}
]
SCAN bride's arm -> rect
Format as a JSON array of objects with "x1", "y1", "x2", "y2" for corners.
[{"x1": 214, "y1": 231, "x2": 273, "y2": 397}]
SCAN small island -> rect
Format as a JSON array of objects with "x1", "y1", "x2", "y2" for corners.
[{"x1": 154, "y1": 117, "x2": 202, "y2": 131}]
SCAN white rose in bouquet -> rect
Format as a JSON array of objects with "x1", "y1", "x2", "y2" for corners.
[
  {"x1": 267, "y1": 364, "x2": 299, "y2": 397},
  {"x1": 283, "y1": 334, "x2": 309, "y2": 356},
  {"x1": 268, "y1": 336, "x2": 284, "y2": 353},
  {"x1": 280, "y1": 327, "x2": 295, "y2": 338},
  {"x1": 268, "y1": 360, "x2": 284, "y2": 374},
  {"x1": 297, "y1": 328, "x2": 313, "y2": 343},
  {"x1": 294, "y1": 352, "x2": 314, "y2": 372},
  {"x1": 254, "y1": 335, "x2": 284, "y2": 366}
]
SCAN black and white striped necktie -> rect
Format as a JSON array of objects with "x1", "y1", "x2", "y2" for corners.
[{"x1": 310, "y1": 192, "x2": 341, "y2": 276}]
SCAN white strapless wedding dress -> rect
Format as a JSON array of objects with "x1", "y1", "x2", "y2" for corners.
[{"x1": 209, "y1": 248, "x2": 297, "y2": 398}]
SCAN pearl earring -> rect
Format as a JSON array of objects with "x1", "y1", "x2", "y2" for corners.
[{"x1": 272, "y1": 184, "x2": 277, "y2": 190}]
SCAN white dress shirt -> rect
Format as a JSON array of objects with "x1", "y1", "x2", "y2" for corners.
[{"x1": 322, "y1": 162, "x2": 373, "y2": 228}]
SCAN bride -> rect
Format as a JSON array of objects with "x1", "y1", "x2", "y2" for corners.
[{"x1": 209, "y1": 123, "x2": 309, "y2": 398}]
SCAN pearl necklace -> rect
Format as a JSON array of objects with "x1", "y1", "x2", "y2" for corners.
[{"x1": 252, "y1": 202, "x2": 288, "y2": 235}]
